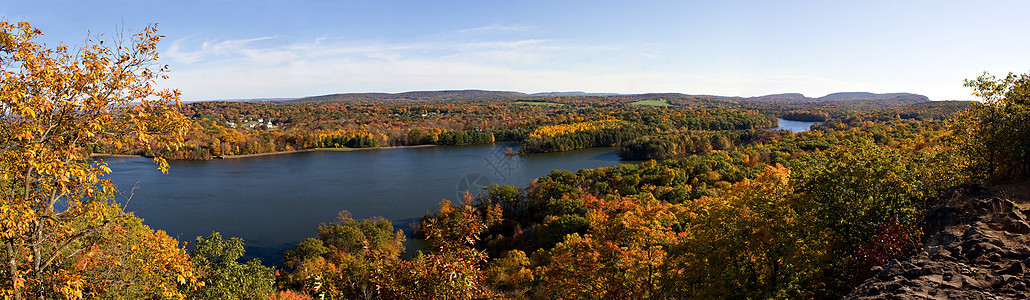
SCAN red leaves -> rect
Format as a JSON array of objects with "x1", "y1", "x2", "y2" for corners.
[{"x1": 855, "y1": 218, "x2": 920, "y2": 281}]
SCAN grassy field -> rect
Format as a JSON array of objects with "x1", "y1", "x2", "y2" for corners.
[
  {"x1": 631, "y1": 99, "x2": 673, "y2": 106},
  {"x1": 515, "y1": 101, "x2": 563, "y2": 106}
]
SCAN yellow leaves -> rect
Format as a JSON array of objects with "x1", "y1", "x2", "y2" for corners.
[
  {"x1": 18, "y1": 105, "x2": 37, "y2": 119},
  {"x1": 0, "y1": 200, "x2": 36, "y2": 239},
  {"x1": 9, "y1": 272, "x2": 28, "y2": 294},
  {"x1": 96, "y1": 162, "x2": 112, "y2": 175},
  {"x1": 705, "y1": 171, "x2": 721, "y2": 182},
  {"x1": 725, "y1": 164, "x2": 792, "y2": 203},
  {"x1": 437, "y1": 199, "x2": 453, "y2": 215},
  {"x1": 1, "y1": 20, "x2": 191, "y2": 298},
  {"x1": 154, "y1": 157, "x2": 171, "y2": 174},
  {"x1": 528, "y1": 119, "x2": 629, "y2": 139},
  {"x1": 59, "y1": 275, "x2": 85, "y2": 300}
]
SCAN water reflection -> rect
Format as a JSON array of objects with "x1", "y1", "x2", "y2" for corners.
[
  {"x1": 770, "y1": 118, "x2": 819, "y2": 132},
  {"x1": 102, "y1": 143, "x2": 625, "y2": 265}
]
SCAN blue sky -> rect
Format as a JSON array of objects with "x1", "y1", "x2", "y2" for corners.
[{"x1": 3, "y1": 0, "x2": 1029, "y2": 101}]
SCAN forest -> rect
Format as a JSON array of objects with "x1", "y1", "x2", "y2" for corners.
[
  {"x1": 3, "y1": 20, "x2": 1028, "y2": 299},
  {"x1": 93, "y1": 93, "x2": 780, "y2": 160},
  {"x1": 92, "y1": 85, "x2": 970, "y2": 162}
]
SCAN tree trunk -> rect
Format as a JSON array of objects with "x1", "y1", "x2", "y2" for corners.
[{"x1": 7, "y1": 239, "x2": 22, "y2": 300}]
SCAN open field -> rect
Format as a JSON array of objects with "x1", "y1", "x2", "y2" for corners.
[{"x1": 631, "y1": 99, "x2": 673, "y2": 106}]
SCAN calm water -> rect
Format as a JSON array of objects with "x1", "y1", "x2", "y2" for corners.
[
  {"x1": 770, "y1": 118, "x2": 818, "y2": 132},
  {"x1": 102, "y1": 144, "x2": 624, "y2": 265}
]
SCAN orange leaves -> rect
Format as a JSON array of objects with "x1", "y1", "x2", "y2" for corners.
[
  {"x1": 1, "y1": 18, "x2": 187, "y2": 200},
  {"x1": 0, "y1": 20, "x2": 190, "y2": 298},
  {"x1": 540, "y1": 233, "x2": 607, "y2": 296},
  {"x1": 722, "y1": 164, "x2": 793, "y2": 208},
  {"x1": 420, "y1": 194, "x2": 501, "y2": 251},
  {"x1": 484, "y1": 249, "x2": 534, "y2": 296},
  {"x1": 366, "y1": 195, "x2": 503, "y2": 299},
  {"x1": 664, "y1": 164, "x2": 835, "y2": 298},
  {"x1": 584, "y1": 194, "x2": 680, "y2": 246},
  {"x1": 533, "y1": 194, "x2": 683, "y2": 298},
  {"x1": 0, "y1": 199, "x2": 35, "y2": 239}
]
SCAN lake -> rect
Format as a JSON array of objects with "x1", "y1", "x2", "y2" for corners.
[
  {"x1": 770, "y1": 118, "x2": 819, "y2": 132},
  {"x1": 101, "y1": 144, "x2": 625, "y2": 265}
]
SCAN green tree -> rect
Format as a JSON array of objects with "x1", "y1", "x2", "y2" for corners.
[
  {"x1": 381, "y1": 196, "x2": 501, "y2": 299},
  {"x1": 189, "y1": 232, "x2": 275, "y2": 300},
  {"x1": 671, "y1": 165, "x2": 824, "y2": 299},
  {"x1": 477, "y1": 184, "x2": 524, "y2": 219},
  {"x1": 790, "y1": 142, "x2": 927, "y2": 296},
  {"x1": 484, "y1": 250, "x2": 534, "y2": 299},
  {"x1": 952, "y1": 71, "x2": 1030, "y2": 180},
  {"x1": 282, "y1": 211, "x2": 405, "y2": 300}
]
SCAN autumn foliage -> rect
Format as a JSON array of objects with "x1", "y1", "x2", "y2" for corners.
[
  {"x1": 4, "y1": 17, "x2": 1029, "y2": 300},
  {"x1": 0, "y1": 20, "x2": 191, "y2": 299}
]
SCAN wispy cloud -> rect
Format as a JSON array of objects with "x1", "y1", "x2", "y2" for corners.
[
  {"x1": 458, "y1": 23, "x2": 537, "y2": 33},
  {"x1": 158, "y1": 29, "x2": 889, "y2": 100},
  {"x1": 164, "y1": 35, "x2": 572, "y2": 67},
  {"x1": 165, "y1": 36, "x2": 277, "y2": 64},
  {"x1": 159, "y1": 33, "x2": 607, "y2": 99}
]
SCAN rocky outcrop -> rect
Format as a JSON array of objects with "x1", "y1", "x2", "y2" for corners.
[{"x1": 847, "y1": 184, "x2": 1030, "y2": 299}]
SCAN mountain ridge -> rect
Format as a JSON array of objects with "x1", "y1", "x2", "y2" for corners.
[{"x1": 263, "y1": 90, "x2": 932, "y2": 104}]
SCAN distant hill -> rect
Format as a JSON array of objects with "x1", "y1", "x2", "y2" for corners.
[
  {"x1": 270, "y1": 89, "x2": 932, "y2": 108},
  {"x1": 185, "y1": 97, "x2": 299, "y2": 103},
  {"x1": 746, "y1": 93, "x2": 809, "y2": 102},
  {"x1": 742, "y1": 92, "x2": 930, "y2": 104},
  {"x1": 818, "y1": 92, "x2": 929, "y2": 104},
  {"x1": 736, "y1": 92, "x2": 933, "y2": 112},
  {"x1": 284, "y1": 90, "x2": 526, "y2": 104},
  {"x1": 529, "y1": 91, "x2": 622, "y2": 97}
]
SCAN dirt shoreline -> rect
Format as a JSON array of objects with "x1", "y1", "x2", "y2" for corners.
[
  {"x1": 91, "y1": 144, "x2": 441, "y2": 160},
  {"x1": 217, "y1": 144, "x2": 439, "y2": 159},
  {"x1": 90, "y1": 153, "x2": 147, "y2": 158},
  {"x1": 215, "y1": 149, "x2": 318, "y2": 159}
]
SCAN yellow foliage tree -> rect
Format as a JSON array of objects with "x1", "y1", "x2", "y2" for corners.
[
  {"x1": 952, "y1": 72, "x2": 1030, "y2": 180},
  {"x1": 0, "y1": 20, "x2": 191, "y2": 299}
]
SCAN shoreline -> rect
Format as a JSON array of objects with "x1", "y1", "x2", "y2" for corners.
[
  {"x1": 218, "y1": 144, "x2": 439, "y2": 159},
  {"x1": 91, "y1": 144, "x2": 442, "y2": 160},
  {"x1": 90, "y1": 153, "x2": 147, "y2": 158},
  {"x1": 216, "y1": 148, "x2": 317, "y2": 159}
]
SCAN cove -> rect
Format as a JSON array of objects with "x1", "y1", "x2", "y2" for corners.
[
  {"x1": 101, "y1": 143, "x2": 625, "y2": 266},
  {"x1": 770, "y1": 118, "x2": 819, "y2": 132}
]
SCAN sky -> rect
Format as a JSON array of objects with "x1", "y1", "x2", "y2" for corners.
[{"x1": 3, "y1": 0, "x2": 1029, "y2": 101}]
